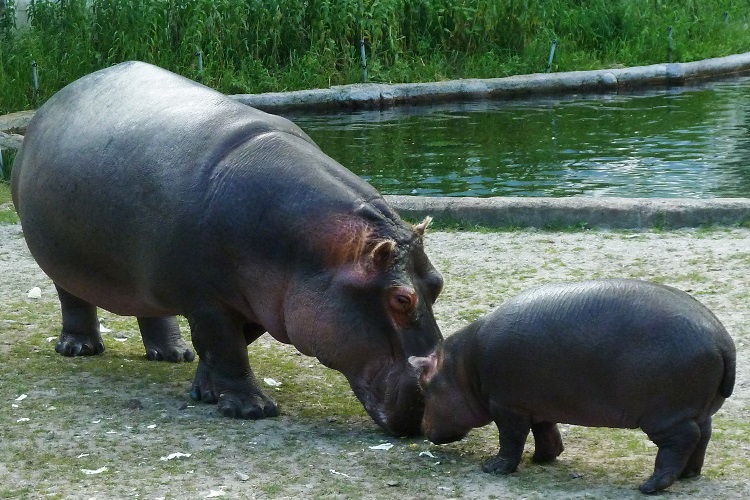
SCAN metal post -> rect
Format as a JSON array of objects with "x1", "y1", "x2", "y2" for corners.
[
  {"x1": 667, "y1": 26, "x2": 672, "y2": 63},
  {"x1": 360, "y1": 39, "x2": 367, "y2": 82},
  {"x1": 546, "y1": 39, "x2": 557, "y2": 73},
  {"x1": 195, "y1": 51, "x2": 203, "y2": 81},
  {"x1": 31, "y1": 60, "x2": 38, "y2": 93}
]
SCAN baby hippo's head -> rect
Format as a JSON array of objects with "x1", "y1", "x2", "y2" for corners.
[{"x1": 409, "y1": 350, "x2": 488, "y2": 445}]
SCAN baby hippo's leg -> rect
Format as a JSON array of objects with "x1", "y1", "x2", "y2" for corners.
[
  {"x1": 531, "y1": 421, "x2": 565, "y2": 463},
  {"x1": 640, "y1": 420, "x2": 701, "y2": 494},
  {"x1": 482, "y1": 408, "x2": 531, "y2": 474},
  {"x1": 681, "y1": 418, "x2": 712, "y2": 479}
]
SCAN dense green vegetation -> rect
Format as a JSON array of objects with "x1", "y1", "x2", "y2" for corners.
[{"x1": 0, "y1": 0, "x2": 748, "y2": 115}]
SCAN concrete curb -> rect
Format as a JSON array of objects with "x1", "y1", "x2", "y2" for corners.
[
  {"x1": 384, "y1": 196, "x2": 750, "y2": 229},
  {"x1": 232, "y1": 52, "x2": 750, "y2": 111},
  {"x1": 3, "y1": 53, "x2": 750, "y2": 135}
]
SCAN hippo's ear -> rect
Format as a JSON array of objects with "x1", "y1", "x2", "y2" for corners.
[
  {"x1": 408, "y1": 352, "x2": 438, "y2": 386},
  {"x1": 413, "y1": 216, "x2": 433, "y2": 239},
  {"x1": 367, "y1": 239, "x2": 396, "y2": 272}
]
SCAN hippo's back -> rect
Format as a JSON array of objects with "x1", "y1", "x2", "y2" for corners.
[{"x1": 10, "y1": 61, "x2": 388, "y2": 315}]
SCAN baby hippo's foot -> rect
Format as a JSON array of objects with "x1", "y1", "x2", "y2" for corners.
[
  {"x1": 531, "y1": 422, "x2": 564, "y2": 463},
  {"x1": 482, "y1": 454, "x2": 520, "y2": 475},
  {"x1": 639, "y1": 471, "x2": 678, "y2": 495}
]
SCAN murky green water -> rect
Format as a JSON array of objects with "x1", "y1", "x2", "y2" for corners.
[{"x1": 287, "y1": 76, "x2": 750, "y2": 197}]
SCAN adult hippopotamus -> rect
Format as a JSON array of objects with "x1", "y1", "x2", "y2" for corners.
[
  {"x1": 11, "y1": 61, "x2": 444, "y2": 436},
  {"x1": 409, "y1": 279, "x2": 735, "y2": 493}
]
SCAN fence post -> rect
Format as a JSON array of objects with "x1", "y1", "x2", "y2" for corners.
[
  {"x1": 546, "y1": 39, "x2": 557, "y2": 73},
  {"x1": 31, "y1": 60, "x2": 38, "y2": 93},
  {"x1": 724, "y1": 11, "x2": 729, "y2": 24},
  {"x1": 195, "y1": 51, "x2": 203, "y2": 81},
  {"x1": 360, "y1": 39, "x2": 367, "y2": 82},
  {"x1": 667, "y1": 26, "x2": 673, "y2": 63}
]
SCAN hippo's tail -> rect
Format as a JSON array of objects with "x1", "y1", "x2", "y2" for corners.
[{"x1": 719, "y1": 348, "x2": 736, "y2": 399}]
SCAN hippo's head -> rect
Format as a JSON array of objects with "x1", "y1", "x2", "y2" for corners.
[{"x1": 283, "y1": 214, "x2": 443, "y2": 436}]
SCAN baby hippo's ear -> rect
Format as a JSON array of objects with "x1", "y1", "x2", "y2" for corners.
[{"x1": 408, "y1": 352, "x2": 439, "y2": 386}]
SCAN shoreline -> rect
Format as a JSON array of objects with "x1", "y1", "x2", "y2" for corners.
[{"x1": 3, "y1": 54, "x2": 750, "y2": 230}]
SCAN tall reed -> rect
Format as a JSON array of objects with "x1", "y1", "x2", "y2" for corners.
[{"x1": 0, "y1": 0, "x2": 749, "y2": 114}]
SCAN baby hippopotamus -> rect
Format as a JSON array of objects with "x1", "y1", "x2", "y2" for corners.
[{"x1": 409, "y1": 279, "x2": 735, "y2": 494}]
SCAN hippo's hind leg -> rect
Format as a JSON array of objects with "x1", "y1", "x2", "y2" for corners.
[
  {"x1": 188, "y1": 311, "x2": 278, "y2": 419},
  {"x1": 640, "y1": 420, "x2": 701, "y2": 494},
  {"x1": 680, "y1": 418, "x2": 712, "y2": 479},
  {"x1": 531, "y1": 421, "x2": 565, "y2": 463},
  {"x1": 137, "y1": 316, "x2": 195, "y2": 362},
  {"x1": 54, "y1": 284, "x2": 104, "y2": 356},
  {"x1": 482, "y1": 406, "x2": 531, "y2": 475}
]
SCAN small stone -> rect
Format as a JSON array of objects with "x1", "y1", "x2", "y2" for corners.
[
  {"x1": 570, "y1": 471, "x2": 584, "y2": 479},
  {"x1": 386, "y1": 480, "x2": 400, "y2": 487},
  {"x1": 235, "y1": 471, "x2": 250, "y2": 481},
  {"x1": 327, "y1": 417, "x2": 337, "y2": 423},
  {"x1": 126, "y1": 398, "x2": 143, "y2": 410},
  {"x1": 178, "y1": 402, "x2": 188, "y2": 410}
]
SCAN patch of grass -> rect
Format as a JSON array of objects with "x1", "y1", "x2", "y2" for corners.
[
  {"x1": 0, "y1": 180, "x2": 11, "y2": 203},
  {"x1": 0, "y1": 207, "x2": 17, "y2": 223}
]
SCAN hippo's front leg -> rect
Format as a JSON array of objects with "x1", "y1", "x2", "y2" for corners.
[{"x1": 187, "y1": 308, "x2": 279, "y2": 419}]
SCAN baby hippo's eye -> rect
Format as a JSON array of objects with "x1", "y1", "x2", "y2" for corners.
[{"x1": 390, "y1": 286, "x2": 417, "y2": 314}]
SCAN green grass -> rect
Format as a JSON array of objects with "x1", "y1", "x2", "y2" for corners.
[
  {"x1": 0, "y1": 180, "x2": 17, "y2": 223},
  {"x1": 1, "y1": 0, "x2": 750, "y2": 114}
]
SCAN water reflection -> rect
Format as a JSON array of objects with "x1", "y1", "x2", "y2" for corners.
[{"x1": 285, "y1": 76, "x2": 750, "y2": 198}]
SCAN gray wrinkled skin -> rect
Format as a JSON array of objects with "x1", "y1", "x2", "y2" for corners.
[
  {"x1": 12, "y1": 61, "x2": 443, "y2": 436},
  {"x1": 411, "y1": 279, "x2": 735, "y2": 493}
]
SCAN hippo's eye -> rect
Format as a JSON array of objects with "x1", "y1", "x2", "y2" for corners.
[{"x1": 390, "y1": 287, "x2": 417, "y2": 314}]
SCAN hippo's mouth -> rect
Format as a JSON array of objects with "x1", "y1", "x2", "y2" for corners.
[{"x1": 348, "y1": 360, "x2": 424, "y2": 437}]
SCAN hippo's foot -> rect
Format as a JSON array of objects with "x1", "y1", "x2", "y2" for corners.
[
  {"x1": 216, "y1": 391, "x2": 279, "y2": 419},
  {"x1": 144, "y1": 339, "x2": 195, "y2": 363},
  {"x1": 137, "y1": 316, "x2": 195, "y2": 362},
  {"x1": 482, "y1": 454, "x2": 520, "y2": 475},
  {"x1": 54, "y1": 285, "x2": 103, "y2": 356},
  {"x1": 639, "y1": 471, "x2": 678, "y2": 495},
  {"x1": 55, "y1": 330, "x2": 105, "y2": 357},
  {"x1": 189, "y1": 360, "x2": 279, "y2": 419}
]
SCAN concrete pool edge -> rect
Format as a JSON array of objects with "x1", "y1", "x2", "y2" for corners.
[
  {"x1": 385, "y1": 196, "x2": 750, "y2": 229},
  {"x1": 3, "y1": 52, "x2": 750, "y2": 136},
  {"x1": 231, "y1": 52, "x2": 750, "y2": 112}
]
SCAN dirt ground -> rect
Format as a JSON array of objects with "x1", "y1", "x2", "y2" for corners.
[{"x1": 1, "y1": 220, "x2": 749, "y2": 499}]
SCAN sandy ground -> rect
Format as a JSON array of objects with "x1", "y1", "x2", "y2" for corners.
[{"x1": 1, "y1": 220, "x2": 749, "y2": 499}]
